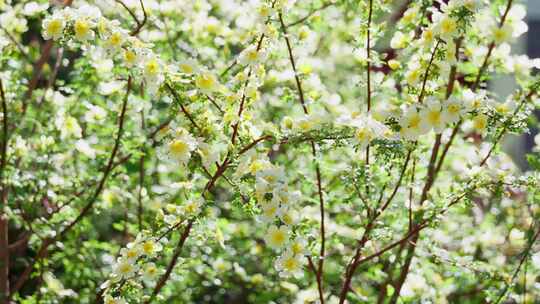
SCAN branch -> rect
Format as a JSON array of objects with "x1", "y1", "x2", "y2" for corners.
[
  {"x1": 286, "y1": 2, "x2": 335, "y2": 28},
  {"x1": 0, "y1": 77, "x2": 9, "y2": 301},
  {"x1": 494, "y1": 224, "x2": 540, "y2": 304},
  {"x1": 279, "y1": 11, "x2": 326, "y2": 304},
  {"x1": 165, "y1": 83, "x2": 202, "y2": 132},
  {"x1": 145, "y1": 220, "x2": 193, "y2": 304},
  {"x1": 114, "y1": 0, "x2": 147, "y2": 36},
  {"x1": 9, "y1": 76, "x2": 132, "y2": 298}
]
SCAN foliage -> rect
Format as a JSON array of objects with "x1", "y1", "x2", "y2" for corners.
[{"x1": 0, "y1": 0, "x2": 539, "y2": 303}]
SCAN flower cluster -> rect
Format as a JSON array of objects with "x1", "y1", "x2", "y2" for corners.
[
  {"x1": 42, "y1": 4, "x2": 166, "y2": 94},
  {"x1": 103, "y1": 234, "x2": 163, "y2": 301},
  {"x1": 236, "y1": 150, "x2": 307, "y2": 278}
]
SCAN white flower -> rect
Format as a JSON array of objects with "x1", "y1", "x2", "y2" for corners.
[
  {"x1": 460, "y1": 0, "x2": 482, "y2": 12},
  {"x1": 141, "y1": 239, "x2": 163, "y2": 256},
  {"x1": 445, "y1": 40, "x2": 458, "y2": 64},
  {"x1": 506, "y1": 55, "x2": 540, "y2": 80},
  {"x1": 76, "y1": 4, "x2": 102, "y2": 21},
  {"x1": 73, "y1": 17, "x2": 95, "y2": 41},
  {"x1": 23, "y1": 2, "x2": 49, "y2": 16},
  {"x1": 472, "y1": 113, "x2": 488, "y2": 134},
  {"x1": 509, "y1": 228, "x2": 525, "y2": 246},
  {"x1": 533, "y1": 133, "x2": 540, "y2": 152},
  {"x1": 260, "y1": 200, "x2": 282, "y2": 222},
  {"x1": 400, "y1": 273, "x2": 427, "y2": 297},
  {"x1": 104, "y1": 30, "x2": 126, "y2": 50},
  {"x1": 123, "y1": 48, "x2": 140, "y2": 68},
  {"x1": 181, "y1": 197, "x2": 203, "y2": 216},
  {"x1": 420, "y1": 98, "x2": 446, "y2": 133},
  {"x1": 491, "y1": 23, "x2": 513, "y2": 44},
  {"x1": 290, "y1": 237, "x2": 308, "y2": 256},
  {"x1": 532, "y1": 252, "x2": 540, "y2": 268},
  {"x1": 463, "y1": 89, "x2": 486, "y2": 111},
  {"x1": 405, "y1": 62, "x2": 423, "y2": 86},
  {"x1": 57, "y1": 116, "x2": 82, "y2": 139},
  {"x1": 294, "y1": 115, "x2": 319, "y2": 132},
  {"x1": 421, "y1": 28, "x2": 435, "y2": 46},
  {"x1": 506, "y1": 4, "x2": 528, "y2": 39},
  {"x1": 350, "y1": 115, "x2": 388, "y2": 148},
  {"x1": 143, "y1": 57, "x2": 161, "y2": 79},
  {"x1": 275, "y1": 250, "x2": 304, "y2": 278},
  {"x1": 0, "y1": 35, "x2": 8, "y2": 53},
  {"x1": 164, "y1": 129, "x2": 197, "y2": 165},
  {"x1": 12, "y1": 136, "x2": 29, "y2": 157},
  {"x1": 142, "y1": 262, "x2": 160, "y2": 282},
  {"x1": 401, "y1": 7, "x2": 419, "y2": 24},
  {"x1": 280, "y1": 208, "x2": 300, "y2": 226},
  {"x1": 264, "y1": 225, "x2": 289, "y2": 250},
  {"x1": 256, "y1": 3, "x2": 275, "y2": 21},
  {"x1": 390, "y1": 31, "x2": 409, "y2": 49},
  {"x1": 492, "y1": 98, "x2": 517, "y2": 115},
  {"x1": 195, "y1": 71, "x2": 220, "y2": 93},
  {"x1": 178, "y1": 59, "x2": 199, "y2": 74},
  {"x1": 120, "y1": 243, "x2": 142, "y2": 262},
  {"x1": 42, "y1": 16, "x2": 65, "y2": 40},
  {"x1": 239, "y1": 45, "x2": 266, "y2": 65},
  {"x1": 75, "y1": 140, "x2": 96, "y2": 159},
  {"x1": 256, "y1": 167, "x2": 285, "y2": 195},
  {"x1": 399, "y1": 106, "x2": 429, "y2": 140},
  {"x1": 198, "y1": 142, "x2": 221, "y2": 169},
  {"x1": 164, "y1": 214, "x2": 179, "y2": 226},
  {"x1": 212, "y1": 257, "x2": 231, "y2": 272},
  {"x1": 113, "y1": 258, "x2": 137, "y2": 279},
  {"x1": 84, "y1": 104, "x2": 107, "y2": 122},
  {"x1": 442, "y1": 97, "x2": 465, "y2": 124},
  {"x1": 433, "y1": 13, "x2": 457, "y2": 41},
  {"x1": 274, "y1": 186, "x2": 299, "y2": 206},
  {"x1": 104, "y1": 295, "x2": 127, "y2": 304},
  {"x1": 98, "y1": 80, "x2": 124, "y2": 96}
]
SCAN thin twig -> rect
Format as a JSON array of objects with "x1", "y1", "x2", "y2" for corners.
[
  {"x1": 286, "y1": 2, "x2": 335, "y2": 28},
  {"x1": 279, "y1": 12, "x2": 326, "y2": 304},
  {"x1": 9, "y1": 76, "x2": 133, "y2": 298}
]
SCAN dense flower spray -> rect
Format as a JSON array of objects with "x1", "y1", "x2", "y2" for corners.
[{"x1": 0, "y1": 0, "x2": 539, "y2": 303}]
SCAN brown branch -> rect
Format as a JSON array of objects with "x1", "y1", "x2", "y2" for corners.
[
  {"x1": 286, "y1": 2, "x2": 335, "y2": 28},
  {"x1": 1, "y1": 28, "x2": 30, "y2": 61},
  {"x1": 494, "y1": 224, "x2": 540, "y2": 304},
  {"x1": 7, "y1": 233, "x2": 30, "y2": 252},
  {"x1": 418, "y1": 40, "x2": 441, "y2": 104},
  {"x1": 145, "y1": 220, "x2": 193, "y2": 304},
  {"x1": 114, "y1": 0, "x2": 147, "y2": 36},
  {"x1": 238, "y1": 135, "x2": 274, "y2": 155},
  {"x1": 23, "y1": 40, "x2": 53, "y2": 114},
  {"x1": 140, "y1": 136, "x2": 244, "y2": 301},
  {"x1": 230, "y1": 33, "x2": 266, "y2": 145},
  {"x1": 338, "y1": 148, "x2": 411, "y2": 303},
  {"x1": 165, "y1": 83, "x2": 202, "y2": 132},
  {"x1": 37, "y1": 47, "x2": 64, "y2": 105},
  {"x1": 137, "y1": 154, "x2": 145, "y2": 231},
  {"x1": 389, "y1": 37, "x2": 463, "y2": 304},
  {"x1": 58, "y1": 76, "x2": 132, "y2": 239},
  {"x1": 219, "y1": 59, "x2": 239, "y2": 79},
  {"x1": 307, "y1": 256, "x2": 324, "y2": 302},
  {"x1": 205, "y1": 94, "x2": 224, "y2": 114},
  {"x1": 0, "y1": 78, "x2": 9, "y2": 302},
  {"x1": 366, "y1": 0, "x2": 373, "y2": 111},
  {"x1": 472, "y1": 0, "x2": 513, "y2": 90},
  {"x1": 279, "y1": 12, "x2": 326, "y2": 303},
  {"x1": 9, "y1": 76, "x2": 132, "y2": 298},
  {"x1": 131, "y1": 0, "x2": 147, "y2": 36}
]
